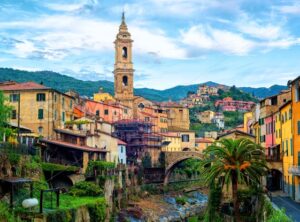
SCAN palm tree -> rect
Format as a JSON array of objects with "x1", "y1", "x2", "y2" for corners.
[{"x1": 200, "y1": 138, "x2": 268, "y2": 222}]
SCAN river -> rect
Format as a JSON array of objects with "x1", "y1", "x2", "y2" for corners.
[{"x1": 118, "y1": 191, "x2": 208, "y2": 222}]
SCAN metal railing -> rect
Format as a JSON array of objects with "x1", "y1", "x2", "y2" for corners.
[{"x1": 0, "y1": 142, "x2": 39, "y2": 156}]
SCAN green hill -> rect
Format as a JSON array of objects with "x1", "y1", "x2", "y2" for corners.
[{"x1": 0, "y1": 68, "x2": 285, "y2": 102}]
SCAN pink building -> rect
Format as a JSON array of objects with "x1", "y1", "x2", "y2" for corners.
[
  {"x1": 74, "y1": 99, "x2": 132, "y2": 123},
  {"x1": 215, "y1": 97, "x2": 255, "y2": 112}
]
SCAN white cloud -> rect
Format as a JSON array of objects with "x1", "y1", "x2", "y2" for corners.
[
  {"x1": 14, "y1": 40, "x2": 37, "y2": 58},
  {"x1": 237, "y1": 21, "x2": 282, "y2": 40},
  {"x1": 44, "y1": 0, "x2": 99, "y2": 12},
  {"x1": 278, "y1": 3, "x2": 300, "y2": 14},
  {"x1": 0, "y1": 15, "x2": 187, "y2": 60},
  {"x1": 181, "y1": 25, "x2": 255, "y2": 55}
]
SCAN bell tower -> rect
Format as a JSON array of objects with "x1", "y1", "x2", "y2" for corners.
[{"x1": 114, "y1": 12, "x2": 134, "y2": 103}]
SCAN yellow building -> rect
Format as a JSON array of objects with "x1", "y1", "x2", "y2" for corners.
[
  {"x1": 93, "y1": 88, "x2": 115, "y2": 102},
  {"x1": 243, "y1": 111, "x2": 253, "y2": 133},
  {"x1": 198, "y1": 110, "x2": 215, "y2": 123},
  {"x1": 0, "y1": 81, "x2": 75, "y2": 139},
  {"x1": 161, "y1": 132, "x2": 181, "y2": 152},
  {"x1": 280, "y1": 101, "x2": 293, "y2": 197},
  {"x1": 288, "y1": 77, "x2": 300, "y2": 201}
]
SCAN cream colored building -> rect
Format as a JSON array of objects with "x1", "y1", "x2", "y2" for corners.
[
  {"x1": 0, "y1": 81, "x2": 75, "y2": 139},
  {"x1": 161, "y1": 132, "x2": 181, "y2": 152}
]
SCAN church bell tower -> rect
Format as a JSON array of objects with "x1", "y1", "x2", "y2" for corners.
[{"x1": 114, "y1": 12, "x2": 134, "y2": 103}]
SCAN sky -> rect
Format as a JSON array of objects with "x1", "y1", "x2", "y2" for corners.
[{"x1": 0, "y1": 0, "x2": 300, "y2": 89}]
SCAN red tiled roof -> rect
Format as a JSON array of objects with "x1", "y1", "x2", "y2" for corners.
[
  {"x1": 160, "y1": 132, "x2": 180, "y2": 138},
  {"x1": 0, "y1": 81, "x2": 50, "y2": 91},
  {"x1": 118, "y1": 139, "x2": 127, "y2": 145},
  {"x1": 195, "y1": 138, "x2": 213, "y2": 143},
  {"x1": 40, "y1": 139, "x2": 108, "y2": 152}
]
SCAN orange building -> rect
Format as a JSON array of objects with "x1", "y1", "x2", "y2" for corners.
[
  {"x1": 75, "y1": 99, "x2": 132, "y2": 123},
  {"x1": 288, "y1": 77, "x2": 300, "y2": 201}
]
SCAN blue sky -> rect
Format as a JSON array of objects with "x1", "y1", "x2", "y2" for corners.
[{"x1": 0, "y1": 0, "x2": 300, "y2": 89}]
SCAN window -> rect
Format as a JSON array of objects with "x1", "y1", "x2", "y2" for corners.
[
  {"x1": 285, "y1": 112, "x2": 287, "y2": 122},
  {"x1": 145, "y1": 117, "x2": 150, "y2": 122},
  {"x1": 11, "y1": 110, "x2": 17, "y2": 119},
  {"x1": 62, "y1": 97, "x2": 65, "y2": 108},
  {"x1": 296, "y1": 81, "x2": 300, "y2": 102},
  {"x1": 104, "y1": 109, "x2": 109, "y2": 115},
  {"x1": 36, "y1": 93, "x2": 46, "y2": 101},
  {"x1": 70, "y1": 100, "x2": 73, "y2": 109},
  {"x1": 9, "y1": 94, "x2": 19, "y2": 102},
  {"x1": 124, "y1": 109, "x2": 128, "y2": 114},
  {"x1": 182, "y1": 134, "x2": 190, "y2": 142},
  {"x1": 54, "y1": 110, "x2": 57, "y2": 120},
  {"x1": 298, "y1": 121, "x2": 300, "y2": 135},
  {"x1": 54, "y1": 94, "x2": 57, "y2": 102},
  {"x1": 96, "y1": 110, "x2": 100, "y2": 116},
  {"x1": 289, "y1": 109, "x2": 292, "y2": 120},
  {"x1": 138, "y1": 103, "x2": 145, "y2": 109},
  {"x1": 121, "y1": 146, "x2": 123, "y2": 153},
  {"x1": 62, "y1": 112, "x2": 65, "y2": 122},
  {"x1": 286, "y1": 140, "x2": 289, "y2": 156},
  {"x1": 291, "y1": 138, "x2": 293, "y2": 155},
  {"x1": 122, "y1": 47, "x2": 127, "y2": 58},
  {"x1": 122, "y1": 76, "x2": 128, "y2": 86},
  {"x1": 114, "y1": 111, "x2": 117, "y2": 115},
  {"x1": 38, "y1": 127, "x2": 43, "y2": 134},
  {"x1": 38, "y1": 109, "x2": 44, "y2": 120}
]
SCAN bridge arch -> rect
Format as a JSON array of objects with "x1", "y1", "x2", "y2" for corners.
[{"x1": 163, "y1": 151, "x2": 203, "y2": 185}]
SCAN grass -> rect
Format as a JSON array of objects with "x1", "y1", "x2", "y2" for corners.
[{"x1": 43, "y1": 194, "x2": 105, "y2": 210}]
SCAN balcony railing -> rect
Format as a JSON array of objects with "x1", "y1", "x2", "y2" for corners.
[
  {"x1": 266, "y1": 155, "x2": 281, "y2": 162},
  {"x1": 288, "y1": 166, "x2": 300, "y2": 175}
]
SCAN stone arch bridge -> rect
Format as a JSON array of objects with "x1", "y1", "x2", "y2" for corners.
[{"x1": 163, "y1": 151, "x2": 204, "y2": 185}]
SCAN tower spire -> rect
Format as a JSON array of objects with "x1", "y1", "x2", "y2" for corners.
[{"x1": 122, "y1": 11, "x2": 125, "y2": 23}]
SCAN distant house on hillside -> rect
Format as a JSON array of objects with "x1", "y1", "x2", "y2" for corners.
[{"x1": 215, "y1": 97, "x2": 255, "y2": 112}]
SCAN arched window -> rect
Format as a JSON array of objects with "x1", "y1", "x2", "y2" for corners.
[
  {"x1": 122, "y1": 47, "x2": 127, "y2": 59},
  {"x1": 122, "y1": 76, "x2": 128, "y2": 86}
]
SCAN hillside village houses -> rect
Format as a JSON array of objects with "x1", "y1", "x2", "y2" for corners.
[
  {"x1": 179, "y1": 84, "x2": 220, "y2": 108},
  {"x1": 1, "y1": 13, "x2": 197, "y2": 171}
]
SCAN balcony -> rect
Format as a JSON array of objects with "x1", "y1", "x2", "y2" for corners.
[
  {"x1": 266, "y1": 146, "x2": 281, "y2": 162},
  {"x1": 288, "y1": 166, "x2": 300, "y2": 176}
]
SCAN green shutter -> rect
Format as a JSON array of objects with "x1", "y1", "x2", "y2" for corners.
[
  {"x1": 38, "y1": 109, "x2": 43, "y2": 119},
  {"x1": 62, "y1": 112, "x2": 65, "y2": 122},
  {"x1": 298, "y1": 121, "x2": 300, "y2": 135},
  {"x1": 291, "y1": 138, "x2": 293, "y2": 155},
  {"x1": 286, "y1": 140, "x2": 289, "y2": 156}
]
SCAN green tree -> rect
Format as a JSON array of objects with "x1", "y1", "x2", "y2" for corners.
[
  {"x1": 200, "y1": 138, "x2": 268, "y2": 222},
  {"x1": 0, "y1": 91, "x2": 13, "y2": 141},
  {"x1": 142, "y1": 152, "x2": 152, "y2": 168}
]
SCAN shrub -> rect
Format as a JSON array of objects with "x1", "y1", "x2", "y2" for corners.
[
  {"x1": 0, "y1": 202, "x2": 14, "y2": 222},
  {"x1": 87, "y1": 199, "x2": 106, "y2": 222},
  {"x1": 175, "y1": 196, "x2": 187, "y2": 205},
  {"x1": 41, "y1": 162, "x2": 79, "y2": 172},
  {"x1": 69, "y1": 181, "x2": 103, "y2": 197},
  {"x1": 8, "y1": 152, "x2": 20, "y2": 165},
  {"x1": 267, "y1": 208, "x2": 292, "y2": 222}
]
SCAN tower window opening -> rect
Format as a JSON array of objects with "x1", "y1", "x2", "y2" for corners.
[
  {"x1": 122, "y1": 76, "x2": 128, "y2": 86},
  {"x1": 122, "y1": 47, "x2": 128, "y2": 59}
]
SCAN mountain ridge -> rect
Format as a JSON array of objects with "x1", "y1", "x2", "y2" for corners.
[{"x1": 0, "y1": 68, "x2": 287, "y2": 101}]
